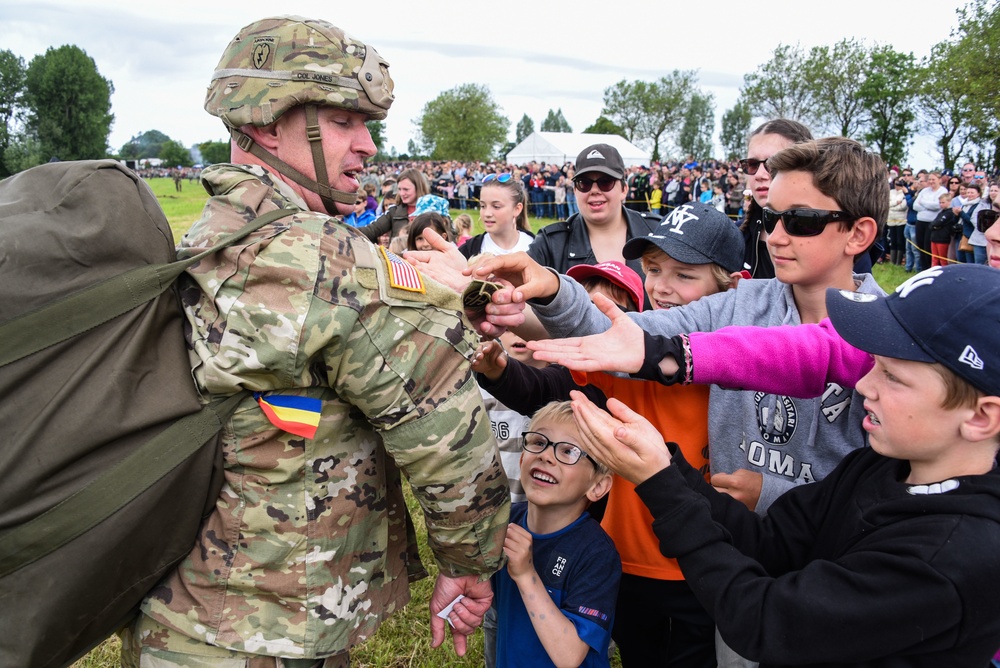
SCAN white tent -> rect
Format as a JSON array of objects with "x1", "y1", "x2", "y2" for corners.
[{"x1": 505, "y1": 132, "x2": 651, "y2": 168}]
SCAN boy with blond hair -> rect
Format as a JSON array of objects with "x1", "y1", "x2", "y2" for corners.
[{"x1": 493, "y1": 401, "x2": 620, "y2": 668}]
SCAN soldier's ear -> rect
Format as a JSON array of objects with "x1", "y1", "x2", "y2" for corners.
[{"x1": 244, "y1": 123, "x2": 281, "y2": 151}]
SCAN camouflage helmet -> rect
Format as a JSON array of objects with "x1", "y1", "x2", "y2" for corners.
[{"x1": 205, "y1": 15, "x2": 394, "y2": 126}]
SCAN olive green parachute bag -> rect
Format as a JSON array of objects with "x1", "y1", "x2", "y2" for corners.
[{"x1": 0, "y1": 160, "x2": 293, "y2": 667}]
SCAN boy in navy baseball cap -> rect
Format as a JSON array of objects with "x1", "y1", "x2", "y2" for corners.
[{"x1": 568, "y1": 261, "x2": 1000, "y2": 665}]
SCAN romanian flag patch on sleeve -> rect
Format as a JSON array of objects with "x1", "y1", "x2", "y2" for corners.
[{"x1": 255, "y1": 393, "x2": 322, "y2": 439}]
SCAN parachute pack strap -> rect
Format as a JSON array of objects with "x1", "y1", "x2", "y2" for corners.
[
  {"x1": 0, "y1": 393, "x2": 247, "y2": 577},
  {"x1": 0, "y1": 208, "x2": 295, "y2": 369}
]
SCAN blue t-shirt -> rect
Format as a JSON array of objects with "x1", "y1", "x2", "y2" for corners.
[{"x1": 493, "y1": 502, "x2": 621, "y2": 667}]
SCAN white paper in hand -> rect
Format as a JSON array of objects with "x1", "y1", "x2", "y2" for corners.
[{"x1": 435, "y1": 594, "x2": 465, "y2": 628}]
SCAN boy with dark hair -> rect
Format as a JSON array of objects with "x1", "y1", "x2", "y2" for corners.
[{"x1": 569, "y1": 263, "x2": 1000, "y2": 666}]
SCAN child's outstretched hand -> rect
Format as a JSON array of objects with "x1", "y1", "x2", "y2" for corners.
[
  {"x1": 503, "y1": 523, "x2": 535, "y2": 581},
  {"x1": 471, "y1": 339, "x2": 508, "y2": 381}
]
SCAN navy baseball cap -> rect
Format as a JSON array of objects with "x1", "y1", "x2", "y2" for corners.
[
  {"x1": 623, "y1": 202, "x2": 744, "y2": 273},
  {"x1": 827, "y1": 265, "x2": 1000, "y2": 397}
]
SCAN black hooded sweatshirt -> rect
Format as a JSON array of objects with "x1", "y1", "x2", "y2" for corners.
[{"x1": 638, "y1": 445, "x2": 1000, "y2": 667}]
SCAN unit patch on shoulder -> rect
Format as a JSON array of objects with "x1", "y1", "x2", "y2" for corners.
[{"x1": 378, "y1": 246, "x2": 425, "y2": 293}]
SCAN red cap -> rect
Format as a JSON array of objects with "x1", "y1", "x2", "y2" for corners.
[{"x1": 567, "y1": 261, "x2": 645, "y2": 312}]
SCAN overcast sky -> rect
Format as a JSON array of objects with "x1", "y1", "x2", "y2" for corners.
[{"x1": 3, "y1": 0, "x2": 966, "y2": 167}]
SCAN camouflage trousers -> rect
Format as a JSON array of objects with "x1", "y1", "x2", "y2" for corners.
[{"x1": 120, "y1": 614, "x2": 349, "y2": 668}]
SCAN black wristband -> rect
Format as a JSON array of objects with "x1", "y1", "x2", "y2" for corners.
[{"x1": 630, "y1": 331, "x2": 685, "y2": 385}]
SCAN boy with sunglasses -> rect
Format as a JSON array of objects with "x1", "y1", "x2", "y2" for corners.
[
  {"x1": 492, "y1": 400, "x2": 619, "y2": 668},
  {"x1": 476, "y1": 137, "x2": 885, "y2": 519},
  {"x1": 527, "y1": 143, "x2": 659, "y2": 309}
]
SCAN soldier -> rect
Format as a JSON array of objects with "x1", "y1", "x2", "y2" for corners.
[{"x1": 120, "y1": 15, "x2": 509, "y2": 668}]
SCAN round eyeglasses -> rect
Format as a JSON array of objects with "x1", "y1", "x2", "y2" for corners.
[{"x1": 521, "y1": 431, "x2": 594, "y2": 466}]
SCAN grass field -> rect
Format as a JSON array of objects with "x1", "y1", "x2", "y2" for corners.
[{"x1": 73, "y1": 177, "x2": 909, "y2": 667}]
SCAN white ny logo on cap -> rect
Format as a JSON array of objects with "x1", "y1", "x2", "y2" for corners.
[{"x1": 661, "y1": 204, "x2": 699, "y2": 235}]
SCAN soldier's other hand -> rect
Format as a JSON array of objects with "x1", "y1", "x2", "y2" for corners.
[{"x1": 429, "y1": 573, "x2": 493, "y2": 656}]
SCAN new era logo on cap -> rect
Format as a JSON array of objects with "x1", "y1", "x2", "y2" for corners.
[{"x1": 959, "y1": 346, "x2": 984, "y2": 371}]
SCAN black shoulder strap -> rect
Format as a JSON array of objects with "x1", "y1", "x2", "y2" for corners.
[
  {"x1": 0, "y1": 208, "x2": 296, "y2": 368},
  {"x1": 0, "y1": 207, "x2": 296, "y2": 576}
]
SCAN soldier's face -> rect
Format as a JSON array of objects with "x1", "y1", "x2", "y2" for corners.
[{"x1": 273, "y1": 106, "x2": 377, "y2": 216}]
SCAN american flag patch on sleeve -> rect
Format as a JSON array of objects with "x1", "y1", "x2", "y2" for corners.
[{"x1": 379, "y1": 246, "x2": 425, "y2": 293}]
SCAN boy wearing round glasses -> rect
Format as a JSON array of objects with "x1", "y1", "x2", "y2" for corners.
[
  {"x1": 492, "y1": 400, "x2": 619, "y2": 668},
  {"x1": 527, "y1": 143, "x2": 659, "y2": 308}
]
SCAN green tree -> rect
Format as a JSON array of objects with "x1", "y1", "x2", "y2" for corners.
[
  {"x1": 646, "y1": 72, "x2": 698, "y2": 162},
  {"x1": 540, "y1": 108, "x2": 572, "y2": 132},
  {"x1": 23, "y1": 45, "x2": 113, "y2": 161},
  {"x1": 953, "y1": 0, "x2": 1000, "y2": 170},
  {"x1": 720, "y1": 98, "x2": 753, "y2": 160},
  {"x1": 860, "y1": 45, "x2": 917, "y2": 169},
  {"x1": 2, "y1": 133, "x2": 43, "y2": 175},
  {"x1": 583, "y1": 115, "x2": 626, "y2": 137},
  {"x1": 366, "y1": 120, "x2": 386, "y2": 153},
  {"x1": 516, "y1": 113, "x2": 535, "y2": 143},
  {"x1": 741, "y1": 44, "x2": 814, "y2": 124},
  {"x1": 198, "y1": 139, "x2": 230, "y2": 165},
  {"x1": 417, "y1": 83, "x2": 509, "y2": 161},
  {"x1": 0, "y1": 49, "x2": 26, "y2": 177},
  {"x1": 917, "y1": 41, "x2": 974, "y2": 171},
  {"x1": 804, "y1": 38, "x2": 870, "y2": 137},
  {"x1": 119, "y1": 129, "x2": 170, "y2": 160},
  {"x1": 602, "y1": 72, "x2": 697, "y2": 160},
  {"x1": 677, "y1": 91, "x2": 716, "y2": 160},
  {"x1": 601, "y1": 79, "x2": 651, "y2": 143},
  {"x1": 159, "y1": 139, "x2": 192, "y2": 168}
]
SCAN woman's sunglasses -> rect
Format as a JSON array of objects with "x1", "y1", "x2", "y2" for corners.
[
  {"x1": 977, "y1": 209, "x2": 999, "y2": 234},
  {"x1": 574, "y1": 175, "x2": 619, "y2": 193},
  {"x1": 761, "y1": 207, "x2": 852, "y2": 237},
  {"x1": 739, "y1": 158, "x2": 767, "y2": 175},
  {"x1": 483, "y1": 172, "x2": 513, "y2": 184}
]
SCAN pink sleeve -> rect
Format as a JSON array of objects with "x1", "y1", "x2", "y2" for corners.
[{"x1": 688, "y1": 318, "x2": 873, "y2": 398}]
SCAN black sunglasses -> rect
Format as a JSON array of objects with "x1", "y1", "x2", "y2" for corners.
[
  {"x1": 977, "y1": 209, "x2": 999, "y2": 234},
  {"x1": 949, "y1": 180, "x2": 961, "y2": 185},
  {"x1": 739, "y1": 158, "x2": 767, "y2": 175},
  {"x1": 574, "y1": 175, "x2": 619, "y2": 193},
  {"x1": 761, "y1": 207, "x2": 852, "y2": 237}
]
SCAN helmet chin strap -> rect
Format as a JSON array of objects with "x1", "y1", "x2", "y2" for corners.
[{"x1": 230, "y1": 105, "x2": 357, "y2": 214}]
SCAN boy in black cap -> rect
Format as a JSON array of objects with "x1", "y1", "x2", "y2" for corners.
[{"x1": 569, "y1": 262, "x2": 1000, "y2": 666}]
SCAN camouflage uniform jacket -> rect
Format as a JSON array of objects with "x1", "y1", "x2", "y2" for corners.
[{"x1": 142, "y1": 164, "x2": 510, "y2": 659}]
